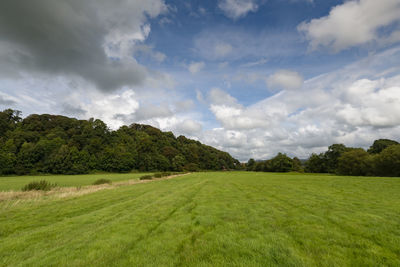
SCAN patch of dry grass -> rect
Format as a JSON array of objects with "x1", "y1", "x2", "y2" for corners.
[{"x1": 0, "y1": 173, "x2": 188, "y2": 203}]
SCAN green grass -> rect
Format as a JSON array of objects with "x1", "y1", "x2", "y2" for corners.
[
  {"x1": 0, "y1": 172, "x2": 153, "y2": 191},
  {"x1": 1, "y1": 172, "x2": 400, "y2": 266}
]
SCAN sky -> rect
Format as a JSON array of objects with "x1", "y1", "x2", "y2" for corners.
[{"x1": 1, "y1": 0, "x2": 400, "y2": 161}]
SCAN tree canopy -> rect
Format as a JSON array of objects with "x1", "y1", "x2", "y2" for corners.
[{"x1": 0, "y1": 109, "x2": 240, "y2": 175}]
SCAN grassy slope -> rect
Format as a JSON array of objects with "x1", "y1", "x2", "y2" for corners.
[
  {"x1": 1, "y1": 172, "x2": 400, "y2": 266},
  {"x1": 0, "y1": 173, "x2": 153, "y2": 191}
]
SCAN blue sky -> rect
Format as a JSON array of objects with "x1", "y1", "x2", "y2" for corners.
[{"x1": 1, "y1": 0, "x2": 400, "y2": 161}]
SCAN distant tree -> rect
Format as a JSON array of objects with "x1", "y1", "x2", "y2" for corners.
[
  {"x1": 292, "y1": 157, "x2": 304, "y2": 172},
  {"x1": 184, "y1": 163, "x2": 199, "y2": 172},
  {"x1": 246, "y1": 158, "x2": 256, "y2": 171},
  {"x1": 0, "y1": 151, "x2": 16, "y2": 175},
  {"x1": 172, "y1": 155, "x2": 186, "y2": 171},
  {"x1": 324, "y1": 144, "x2": 349, "y2": 172},
  {"x1": 0, "y1": 109, "x2": 22, "y2": 137},
  {"x1": 0, "y1": 111, "x2": 239, "y2": 175},
  {"x1": 100, "y1": 146, "x2": 135, "y2": 173},
  {"x1": 373, "y1": 145, "x2": 400, "y2": 177},
  {"x1": 305, "y1": 153, "x2": 327, "y2": 173},
  {"x1": 368, "y1": 139, "x2": 399, "y2": 154},
  {"x1": 269, "y1": 153, "x2": 293, "y2": 172},
  {"x1": 337, "y1": 149, "x2": 370, "y2": 176}
]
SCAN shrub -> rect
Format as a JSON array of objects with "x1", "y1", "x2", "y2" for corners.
[
  {"x1": 92, "y1": 179, "x2": 112, "y2": 185},
  {"x1": 153, "y1": 173, "x2": 163, "y2": 178},
  {"x1": 22, "y1": 180, "x2": 57, "y2": 191},
  {"x1": 161, "y1": 172, "x2": 172, "y2": 177},
  {"x1": 140, "y1": 175, "x2": 153, "y2": 180}
]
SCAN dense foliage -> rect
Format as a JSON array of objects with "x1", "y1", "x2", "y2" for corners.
[
  {"x1": 21, "y1": 180, "x2": 57, "y2": 191},
  {"x1": 246, "y1": 153, "x2": 304, "y2": 173},
  {"x1": 245, "y1": 139, "x2": 400, "y2": 177},
  {"x1": 0, "y1": 109, "x2": 240, "y2": 175},
  {"x1": 305, "y1": 139, "x2": 400, "y2": 177}
]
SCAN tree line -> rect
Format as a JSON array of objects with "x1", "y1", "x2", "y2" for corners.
[
  {"x1": 305, "y1": 140, "x2": 400, "y2": 177},
  {"x1": 0, "y1": 109, "x2": 240, "y2": 175},
  {"x1": 246, "y1": 139, "x2": 400, "y2": 177}
]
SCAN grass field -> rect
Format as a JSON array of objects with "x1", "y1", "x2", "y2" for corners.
[
  {"x1": 0, "y1": 172, "x2": 153, "y2": 191},
  {"x1": 1, "y1": 172, "x2": 400, "y2": 266}
]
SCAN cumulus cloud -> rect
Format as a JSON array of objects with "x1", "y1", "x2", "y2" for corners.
[
  {"x1": 0, "y1": 0, "x2": 168, "y2": 91},
  {"x1": 133, "y1": 104, "x2": 173, "y2": 121},
  {"x1": 208, "y1": 87, "x2": 239, "y2": 106},
  {"x1": 201, "y1": 47, "x2": 400, "y2": 161},
  {"x1": 174, "y1": 119, "x2": 203, "y2": 135},
  {"x1": 298, "y1": 0, "x2": 400, "y2": 52},
  {"x1": 188, "y1": 62, "x2": 205, "y2": 74},
  {"x1": 267, "y1": 70, "x2": 304, "y2": 90},
  {"x1": 218, "y1": 0, "x2": 259, "y2": 19}
]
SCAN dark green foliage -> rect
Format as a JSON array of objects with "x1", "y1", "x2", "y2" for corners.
[
  {"x1": 292, "y1": 157, "x2": 304, "y2": 172},
  {"x1": 305, "y1": 139, "x2": 400, "y2": 176},
  {"x1": 248, "y1": 154, "x2": 301, "y2": 173},
  {"x1": 246, "y1": 158, "x2": 256, "y2": 171},
  {"x1": 153, "y1": 173, "x2": 163, "y2": 178},
  {"x1": 92, "y1": 179, "x2": 112, "y2": 185},
  {"x1": 337, "y1": 149, "x2": 370, "y2": 176},
  {"x1": 139, "y1": 175, "x2": 153, "y2": 180},
  {"x1": 368, "y1": 139, "x2": 399, "y2": 154},
  {"x1": 305, "y1": 153, "x2": 327, "y2": 173},
  {"x1": 325, "y1": 144, "x2": 350, "y2": 172},
  {"x1": 268, "y1": 153, "x2": 293, "y2": 172},
  {"x1": 22, "y1": 180, "x2": 57, "y2": 191},
  {"x1": 373, "y1": 145, "x2": 400, "y2": 177},
  {"x1": 184, "y1": 163, "x2": 199, "y2": 172},
  {"x1": 0, "y1": 109, "x2": 239, "y2": 175}
]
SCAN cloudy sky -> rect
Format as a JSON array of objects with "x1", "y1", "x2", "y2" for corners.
[{"x1": 1, "y1": 0, "x2": 400, "y2": 161}]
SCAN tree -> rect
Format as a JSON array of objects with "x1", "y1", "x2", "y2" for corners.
[
  {"x1": 292, "y1": 157, "x2": 304, "y2": 172},
  {"x1": 337, "y1": 149, "x2": 370, "y2": 176},
  {"x1": 0, "y1": 109, "x2": 21, "y2": 137},
  {"x1": 0, "y1": 111, "x2": 239, "y2": 175},
  {"x1": 324, "y1": 144, "x2": 349, "y2": 172},
  {"x1": 368, "y1": 139, "x2": 399, "y2": 154},
  {"x1": 269, "y1": 153, "x2": 293, "y2": 172},
  {"x1": 246, "y1": 158, "x2": 256, "y2": 171},
  {"x1": 373, "y1": 145, "x2": 400, "y2": 177},
  {"x1": 305, "y1": 153, "x2": 327, "y2": 173}
]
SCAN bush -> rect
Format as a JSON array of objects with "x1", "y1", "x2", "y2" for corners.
[
  {"x1": 22, "y1": 180, "x2": 57, "y2": 191},
  {"x1": 153, "y1": 173, "x2": 163, "y2": 178},
  {"x1": 140, "y1": 175, "x2": 153, "y2": 180},
  {"x1": 92, "y1": 178, "x2": 112, "y2": 185},
  {"x1": 161, "y1": 172, "x2": 172, "y2": 177}
]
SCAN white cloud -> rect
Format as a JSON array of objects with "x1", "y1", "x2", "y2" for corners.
[
  {"x1": 298, "y1": 0, "x2": 400, "y2": 52},
  {"x1": 208, "y1": 87, "x2": 239, "y2": 106},
  {"x1": 200, "y1": 47, "x2": 400, "y2": 161},
  {"x1": 214, "y1": 43, "x2": 233, "y2": 57},
  {"x1": 267, "y1": 70, "x2": 304, "y2": 90},
  {"x1": 240, "y1": 58, "x2": 268, "y2": 68},
  {"x1": 174, "y1": 119, "x2": 203, "y2": 135},
  {"x1": 188, "y1": 61, "x2": 205, "y2": 74},
  {"x1": 218, "y1": 0, "x2": 259, "y2": 19}
]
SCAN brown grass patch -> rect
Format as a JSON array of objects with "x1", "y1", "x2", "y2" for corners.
[{"x1": 0, "y1": 173, "x2": 189, "y2": 203}]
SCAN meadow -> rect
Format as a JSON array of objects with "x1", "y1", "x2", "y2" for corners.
[
  {"x1": 1, "y1": 172, "x2": 400, "y2": 266},
  {"x1": 0, "y1": 172, "x2": 152, "y2": 191}
]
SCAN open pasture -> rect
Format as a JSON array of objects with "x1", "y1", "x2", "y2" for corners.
[
  {"x1": 1, "y1": 172, "x2": 400, "y2": 266},
  {"x1": 0, "y1": 172, "x2": 151, "y2": 191}
]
